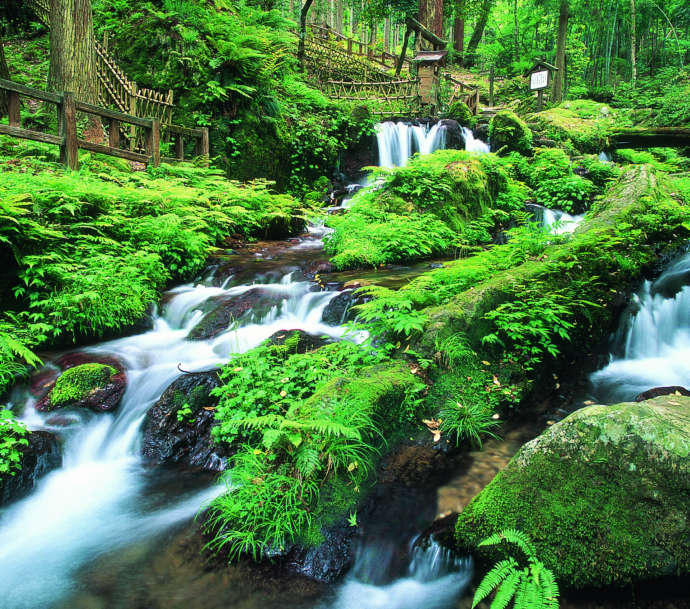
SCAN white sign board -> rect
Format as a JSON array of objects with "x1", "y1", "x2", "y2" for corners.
[{"x1": 530, "y1": 69, "x2": 550, "y2": 90}]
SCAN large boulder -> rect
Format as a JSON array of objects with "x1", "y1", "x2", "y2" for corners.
[
  {"x1": 1, "y1": 431, "x2": 62, "y2": 505},
  {"x1": 36, "y1": 356, "x2": 126, "y2": 413},
  {"x1": 141, "y1": 371, "x2": 230, "y2": 471},
  {"x1": 438, "y1": 119, "x2": 466, "y2": 150},
  {"x1": 454, "y1": 396, "x2": 690, "y2": 589},
  {"x1": 488, "y1": 110, "x2": 533, "y2": 155}
]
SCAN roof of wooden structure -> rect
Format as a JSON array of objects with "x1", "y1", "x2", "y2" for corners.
[
  {"x1": 524, "y1": 59, "x2": 559, "y2": 76},
  {"x1": 412, "y1": 50, "x2": 448, "y2": 64}
]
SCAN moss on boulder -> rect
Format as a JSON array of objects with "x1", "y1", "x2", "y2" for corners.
[
  {"x1": 454, "y1": 395, "x2": 690, "y2": 588},
  {"x1": 39, "y1": 362, "x2": 126, "y2": 412},
  {"x1": 489, "y1": 110, "x2": 533, "y2": 154},
  {"x1": 447, "y1": 100, "x2": 474, "y2": 127}
]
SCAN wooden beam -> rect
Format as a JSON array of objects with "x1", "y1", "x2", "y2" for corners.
[
  {"x1": 0, "y1": 77, "x2": 64, "y2": 104},
  {"x1": 404, "y1": 17, "x2": 447, "y2": 49},
  {"x1": 0, "y1": 124, "x2": 64, "y2": 146},
  {"x1": 78, "y1": 139, "x2": 150, "y2": 164},
  {"x1": 74, "y1": 100, "x2": 153, "y2": 129},
  {"x1": 609, "y1": 127, "x2": 690, "y2": 149}
]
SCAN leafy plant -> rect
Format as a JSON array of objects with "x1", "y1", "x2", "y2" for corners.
[
  {"x1": 0, "y1": 408, "x2": 30, "y2": 478},
  {"x1": 472, "y1": 529, "x2": 559, "y2": 609},
  {"x1": 440, "y1": 400, "x2": 500, "y2": 448}
]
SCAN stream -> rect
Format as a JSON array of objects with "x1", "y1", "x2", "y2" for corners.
[{"x1": 1, "y1": 120, "x2": 615, "y2": 609}]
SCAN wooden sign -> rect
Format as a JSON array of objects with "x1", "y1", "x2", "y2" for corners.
[{"x1": 530, "y1": 69, "x2": 550, "y2": 90}]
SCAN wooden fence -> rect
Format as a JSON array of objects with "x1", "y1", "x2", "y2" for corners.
[
  {"x1": 27, "y1": 0, "x2": 174, "y2": 126},
  {"x1": 323, "y1": 79, "x2": 420, "y2": 117},
  {"x1": 444, "y1": 74, "x2": 481, "y2": 115},
  {"x1": 0, "y1": 78, "x2": 208, "y2": 170}
]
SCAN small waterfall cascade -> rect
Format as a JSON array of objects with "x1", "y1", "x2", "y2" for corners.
[
  {"x1": 462, "y1": 127, "x2": 490, "y2": 154},
  {"x1": 0, "y1": 263, "x2": 349, "y2": 608},
  {"x1": 598, "y1": 151, "x2": 612, "y2": 162},
  {"x1": 527, "y1": 203, "x2": 584, "y2": 235},
  {"x1": 375, "y1": 121, "x2": 448, "y2": 168},
  {"x1": 323, "y1": 539, "x2": 473, "y2": 609},
  {"x1": 590, "y1": 250, "x2": 690, "y2": 402}
]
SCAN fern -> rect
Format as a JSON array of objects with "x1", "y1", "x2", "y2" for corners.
[{"x1": 473, "y1": 530, "x2": 560, "y2": 609}]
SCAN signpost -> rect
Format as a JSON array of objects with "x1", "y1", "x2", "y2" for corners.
[{"x1": 525, "y1": 60, "x2": 558, "y2": 112}]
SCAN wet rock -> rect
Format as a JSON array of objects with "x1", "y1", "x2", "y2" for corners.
[
  {"x1": 187, "y1": 289, "x2": 288, "y2": 340},
  {"x1": 438, "y1": 119, "x2": 465, "y2": 150},
  {"x1": 36, "y1": 356, "x2": 127, "y2": 413},
  {"x1": 1, "y1": 431, "x2": 61, "y2": 505},
  {"x1": 285, "y1": 522, "x2": 356, "y2": 582},
  {"x1": 635, "y1": 386, "x2": 690, "y2": 401},
  {"x1": 142, "y1": 371, "x2": 230, "y2": 471},
  {"x1": 321, "y1": 290, "x2": 356, "y2": 325},
  {"x1": 266, "y1": 330, "x2": 330, "y2": 354},
  {"x1": 474, "y1": 123, "x2": 490, "y2": 143}
]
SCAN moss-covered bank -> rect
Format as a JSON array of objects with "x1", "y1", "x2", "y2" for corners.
[{"x1": 454, "y1": 395, "x2": 690, "y2": 588}]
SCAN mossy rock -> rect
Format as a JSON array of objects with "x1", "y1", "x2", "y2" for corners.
[
  {"x1": 447, "y1": 100, "x2": 474, "y2": 127},
  {"x1": 529, "y1": 100, "x2": 622, "y2": 154},
  {"x1": 455, "y1": 395, "x2": 690, "y2": 589},
  {"x1": 489, "y1": 110, "x2": 533, "y2": 155},
  {"x1": 37, "y1": 362, "x2": 126, "y2": 413}
]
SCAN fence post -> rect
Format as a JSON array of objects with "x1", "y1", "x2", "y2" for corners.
[
  {"x1": 8, "y1": 91, "x2": 20, "y2": 127},
  {"x1": 129, "y1": 81, "x2": 137, "y2": 150},
  {"x1": 60, "y1": 92, "x2": 79, "y2": 170},
  {"x1": 175, "y1": 134, "x2": 184, "y2": 160},
  {"x1": 109, "y1": 118, "x2": 120, "y2": 149},
  {"x1": 145, "y1": 119, "x2": 160, "y2": 167},
  {"x1": 196, "y1": 127, "x2": 209, "y2": 159},
  {"x1": 489, "y1": 65, "x2": 495, "y2": 107}
]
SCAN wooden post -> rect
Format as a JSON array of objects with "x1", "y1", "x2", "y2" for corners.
[
  {"x1": 196, "y1": 127, "x2": 209, "y2": 158},
  {"x1": 109, "y1": 117, "x2": 120, "y2": 149},
  {"x1": 537, "y1": 88, "x2": 544, "y2": 112},
  {"x1": 175, "y1": 134, "x2": 184, "y2": 160},
  {"x1": 146, "y1": 118, "x2": 160, "y2": 167},
  {"x1": 8, "y1": 91, "x2": 20, "y2": 127},
  {"x1": 347, "y1": 39, "x2": 352, "y2": 54},
  {"x1": 129, "y1": 82, "x2": 137, "y2": 151},
  {"x1": 60, "y1": 92, "x2": 79, "y2": 170},
  {"x1": 489, "y1": 65, "x2": 495, "y2": 107}
]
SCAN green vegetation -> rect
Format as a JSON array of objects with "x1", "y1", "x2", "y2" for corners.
[
  {"x1": 456, "y1": 397, "x2": 690, "y2": 589},
  {"x1": 48, "y1": 363, "x2": 117, "y2": 409},
  {"x1": 447, "y1": 100, "x2": 475, "y2": 127},
  {"x1": 0, "y1": 409, "x2": 29, "y2": 479},
  {"x1": 472, "y1": 530, "x2": 559, "y2": 609},
  {"x1": 207, "y1": 332, "x2": 425, "y2": 558},
  {"x1": 0, "y1": 142, "x2": 307, "y2": 393},
  {"x1": 489, "y1": 111, "x2": 533, "y2": 155}
]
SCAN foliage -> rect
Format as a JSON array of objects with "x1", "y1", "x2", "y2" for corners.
[
  {"x1": 472, "y1": 530, "x2": 559, "y2": 609},
  {"x1": 533, "y1": 175, "x2": 597, "y2": 214},
  {"x1": 447, "y1": 100, "x2": 475, "y2": 127},
  {"x1": 489, "y1": 111, "x2": 533, "y2": 155},
  {"x1": 0, "y1": 408, "x2": 29, "y2": 479},
  {"x1": 0, "y1": 142, "x2": 307, "y2": 392},
  {"x1": 440, "y1": 400, "x2": 500, "y2": 448}
]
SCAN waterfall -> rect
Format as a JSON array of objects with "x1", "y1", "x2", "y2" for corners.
[
  {"x1": 322, "y1": 540, "x2": 472, "y2": 609},
  {"x1": 527, "y1": 203, "x2": 584, "y2": 235},
  {"x1": 590, "y1": 250, "x2": 690, "y2": 402},
  {"x1": 461, "y1": 127, "x2": 490, "y2": 154},
  {"x1": 375, "y1": 121, "x2": 448, "y2": 168},
  {"x1": 0, "y1": 261, "x2": 351, "y2": 608}
]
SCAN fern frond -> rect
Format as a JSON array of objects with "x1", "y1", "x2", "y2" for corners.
[
  {"x1": 472, "y1": 558, "x2": 518, "y2": 607},
  {"x1": 479, "y1": 529, "x2": 537, "y2": 561},
  {"x1": 490, "y1": 570, "x2": 521, "y2": 609},
  {"x1": 537, "y1": 563, "x2": 560, "y2": 609}
]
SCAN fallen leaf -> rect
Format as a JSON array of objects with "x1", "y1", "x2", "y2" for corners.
[
  {"x1": 491, "y1": 413, "x2": 500, "y2": 420},
  {"x1": 233, "y1": 366, "x2": 243, "y2": 372},
  {"x1": 492, "y1": 375, "x2": 501, "y2": 387},
  {"x1": 481, "y1": 360, "x2": 490, "y2": 366},
  {"x1": 280, "y1": 390, "x2": 287, "y2": 397},
  {"x1": 203, "y1": 407, "x2": 215, "y2": 411}
]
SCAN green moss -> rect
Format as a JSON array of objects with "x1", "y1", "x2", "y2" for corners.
[
  {"x1": 489, "y1": 110, "x2": 533, "y2": 155},
  {"x1": 455, "y1": 396, "x2": 690, "y2": 588},
  {"x1": 50, "y1": 364, "x2": 118, "y2": 409},
  {"x1": 447, "y1": 100, "x2": 474, "y2": 127}
]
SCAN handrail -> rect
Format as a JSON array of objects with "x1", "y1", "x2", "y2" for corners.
[{"x1": 0, "y1": 78, "x2": 208, "y2": 169}]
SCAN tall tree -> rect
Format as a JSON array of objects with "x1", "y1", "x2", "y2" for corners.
[
  {"x1": 552, "y1": 0, "x2": 569, "y2": 102},
  {"x1": 0, "y1": 39, "x2": 9, "y2": 115},
  {"x1": 48, "y1": 0, "x2": 98, "y2": 102},
  {"x1": 630, "y1": 0, "x2": 637, "y2": 86},
  {"x1": 465, "y1": 0, "x2": 494, "y2": 65},
  {"x1": 419, "y1": 0, "x2": 445, "y2": 39},
  {"x1": 298, "y1": 0, "x2": 315, "y2": 68}
]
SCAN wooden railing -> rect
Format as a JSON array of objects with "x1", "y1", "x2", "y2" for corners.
[
  {"x1": 308, "y1": 24, "x2": 410, "y2": 72},
  {"x1": 0, "y1": 78, "x2": 208, "y2": 170},
  {"x1": 27, "y1": 0, "x2": 175, "y2": 125},
  {"x1": 323, "y1": 79, "x2": 420, "y2": 117},
  {"x1": 444, "y1": 74, "x2": 481, "y2": 115}
]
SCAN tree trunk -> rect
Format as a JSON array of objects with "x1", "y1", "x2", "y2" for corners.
[
  {"x1": 396, "y1": 26, "x2": 412, "y2": 76},
  {"x1": 335, "y1": 0, "x2": 344, "y2": 34},
  {"x1": 419, "y1": 0, "x2": 444, "y2": 43},
  {"x1": 453, "y1": 18, "x2": 464, "y2": 55},
  {"x1": 298, "y1": 0, "x2": 315, "y2": 69},
  {"x1": 513, "y1": 0, "x2": 519, "y2": 62},
  {"x1": 552, "y1": 0, "x2": 569, "y2": 102},
  {"x1": 465, "y1": 0, "x2": 493, "y2": 66},
  {"x1": 384, "y1": 16, "x2": 391, "y2": 54},
  {"x1": 48, "y1": 0, "x2": 98, "y2": 103},
  {"x1": 0, "y1": 39, "x2": 9, "y2": 115}
]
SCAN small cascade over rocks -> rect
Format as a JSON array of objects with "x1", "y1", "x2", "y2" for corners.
[
  {"x1": 527, "y1": 203, "x2": 584, "y2": 235},
  {"x1": 591, "y1": 249, "x2": 690, "y2": 402},
  {"x1": 322, "y1": 539, "x2": 472, "y2": 609},
  {"x1": 462, "y1": 126, "x2": 490, "y2": 154},
  {"x1": 375, "y1": 121, "x2": 448, "y2": 168}
]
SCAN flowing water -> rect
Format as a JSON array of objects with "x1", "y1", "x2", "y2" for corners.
[
  {"x1": 1, "y1": 119, "x2": 477, "y2": 609},
  {"x1": 590, "y1": 250, "x2": 690, "y2": 403},
  {"x1": 528, "y1": 203, "x2": 585, "y2": 235},
  {"x1": 461, "y1": 126, "x2": 490, "y2": 154}
]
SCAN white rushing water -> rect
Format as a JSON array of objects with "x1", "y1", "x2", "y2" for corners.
[
  {"x1": 375, "y1": 121, "x2": 448, "y2": 168},
  {"x1": 590, "y1": 250, "x2": 690, "y2": 402},
  {"x1": 461, "y1": 126, "x2": 490, "y2": 154},
  {"x1": 528, "y1": 203, "x2": 584, "y2": 235},
  {"x1": 0, "y1": 269, "x2": 347, "y2": 609},
  {"x1": 324, "y1": 540, "x2": 473, "y2": 609}
]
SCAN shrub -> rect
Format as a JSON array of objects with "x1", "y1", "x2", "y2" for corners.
[
  {"x1": 533, "y1": 175, "x2": 597, "y2": 214},
  {"x1": 0, "y1": 409, "x2": 30, "y2": 479},
  {"x1": 447, "y1": 100, "x2": 474, "y2": 127}
]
